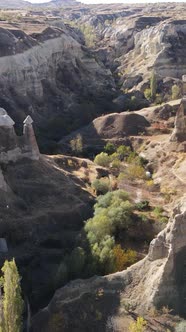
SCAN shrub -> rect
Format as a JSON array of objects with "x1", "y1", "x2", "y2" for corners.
[
  {"x1": 91, "y1": 178, "x2": 110, "y2": 195},
  {"x1": 135, "y1": 200, "x2": 150, "y2": 211},
  {"x1": 110, "y1": 158, "x2": 121, "y2": 170},
  {"x1": 144, "y1": 88, "x2": 151, "y2": 100},
  {"x1": 127, "y1": 153, "x2": 147, "y2": 166},
  {"x1": 94, "y1": 191, "x2": 113, "y2": 209},
  {"x1": 94, "y1": 152, "x2": 110, "y2": 167},
  {"x1": 139, "y1": 214, "x2": 148, "y2": 223},
  {"x1": 155, "y1": 93, "x2": 163, "y2": 105},
  {"x1": 117, "y1": 145, "x2": 131, "y2": 161},
  {"x1": 159, "y1": 216, "x2": 168, "y2": 224},
  {"x1": 129, "y1": 316, "x2": 147, "y2": 332},
  {"x1": 153, "y1": 206, "x2": 163, "y2": 218},
  {"x1": 153, "y1": 206, "x2": 168, "y2": 224},
  {"x1": 104, "y1": 142, "x2": 116, "y2": 155},
  {"x1": 119, "y1": 164, "x2": 146, "y2": 181},
  {"x1": 146, "y1": 179, "x2": 154, "y2": 188}
]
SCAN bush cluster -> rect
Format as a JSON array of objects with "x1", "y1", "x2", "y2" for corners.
[{"x1": 85, "y1": 190, "x2": 136, "y2": 273}]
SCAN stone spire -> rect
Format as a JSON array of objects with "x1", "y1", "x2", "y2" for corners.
[
  {"x1": 0, "y1": 108, "x2": 15, "y2": 127},
  {"x1": 170, "y1": 75, "x2": 186, "y2": 142},
  {"x1": 23, "y1": 115, "x2": 40, "y2": 160},
  {"x1": 23, "y1": 115, "x2": 33, "y2": 126}
]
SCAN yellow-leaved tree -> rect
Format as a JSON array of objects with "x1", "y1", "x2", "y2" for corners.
[{"x1": 129, "y1": 316, "x2": 147, "y2": 332}]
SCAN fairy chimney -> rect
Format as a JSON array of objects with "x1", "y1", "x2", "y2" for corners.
[{"x1": 23, "y1": 115, "x2": 40, "y2": 160}]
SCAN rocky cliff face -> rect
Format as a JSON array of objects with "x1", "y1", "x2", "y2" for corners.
[
  {"x1": 0, "y1": 26, "x2": 116, "y2": 152},
  {"x1": 31, "y1": 195, "x2": 186, "y2": 331},
  {"x1": 69, "y1": 3, "x2": 186, "y2": 91}
]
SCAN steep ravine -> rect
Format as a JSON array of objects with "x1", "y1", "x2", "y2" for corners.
[{"x1": 0, "y1": 26, "x2": 116, "y2": 153}]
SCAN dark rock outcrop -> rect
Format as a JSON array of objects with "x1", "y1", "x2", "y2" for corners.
[{"x1": 0, "y1": 155, "x2": 94, "y2": 310}]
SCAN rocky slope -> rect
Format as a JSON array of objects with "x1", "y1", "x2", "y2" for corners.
[
  {"x1": 31, "y1": 195, "x2": 186, "y2": 331},
  {"x1": 62, "y1": 3, "x2": 186, "y2": 92},
  {"x1": 0, "y1": 155, "x2": 94, "y2": 309},
  {"x1": 59, "y1": 111, "x2": 150, "y2": 154}
]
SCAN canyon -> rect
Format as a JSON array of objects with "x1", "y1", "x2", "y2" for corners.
[{"x1": 0, "y1": 1, "x2": 185, "y2": 331}]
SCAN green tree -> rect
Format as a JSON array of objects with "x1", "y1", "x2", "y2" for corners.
[
  {"x1": 150, "y1": 71, "x2": 157, "y2": 100},
  {"x1": 85, "y1": 190, "x2": 133, "y2": 242},
  {"x1": 104, "y1": 142, "x2": 116, "y2": 155},
  {"x1": 54, "y1": 262, "x2": 68, "y2": 289},
  {"x1": 68, "y1": 247, "x2": 86, "y2": 277},
  {"x1": 144, "y1": 88, "x2": 151, "y2": 100},
  {"x1": 94, "y1": 152, "x2": 110, "y2": 167},
  {"x1": 70, "y1": 134, "x2": 83, "y2": 155},
  {"x1": 82, "y1": 24, "x2": 96, "y2": 48},
  {"x1": 116, "y1": 145, "x2": 131, "y2": 161},
  {"x1": 0, "y1": 259, "x2": 23, "y2": 332},
  {"x1": 91, "y1": 178, "x2": 110, "y2": 195},
  {"x1": 172, "y1": 84, "x2": 181, "y2": 100}
]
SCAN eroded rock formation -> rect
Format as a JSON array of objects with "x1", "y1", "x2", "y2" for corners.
[
  {"x1": 0, "y1": 108, "x2": 39, "y2": 163},
  {"x1": 0, "y1": 26, "x2": 116, "y2": 151}
]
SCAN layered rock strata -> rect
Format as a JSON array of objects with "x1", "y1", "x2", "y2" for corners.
[{"x1": 0, "y1": 27, "x2": 115, "y2": 150}]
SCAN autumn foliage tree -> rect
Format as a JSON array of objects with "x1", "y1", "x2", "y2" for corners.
[{"x1": 113, "y1": 245, "x2": 137, "y2": 271}]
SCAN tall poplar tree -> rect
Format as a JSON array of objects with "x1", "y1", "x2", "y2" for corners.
[
  {"x1": 150, "y1": 71, "x2": 157, "y2": 100},
  {"x1": 0, "y1": 259, "x2": 23, "y2": 332}
]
